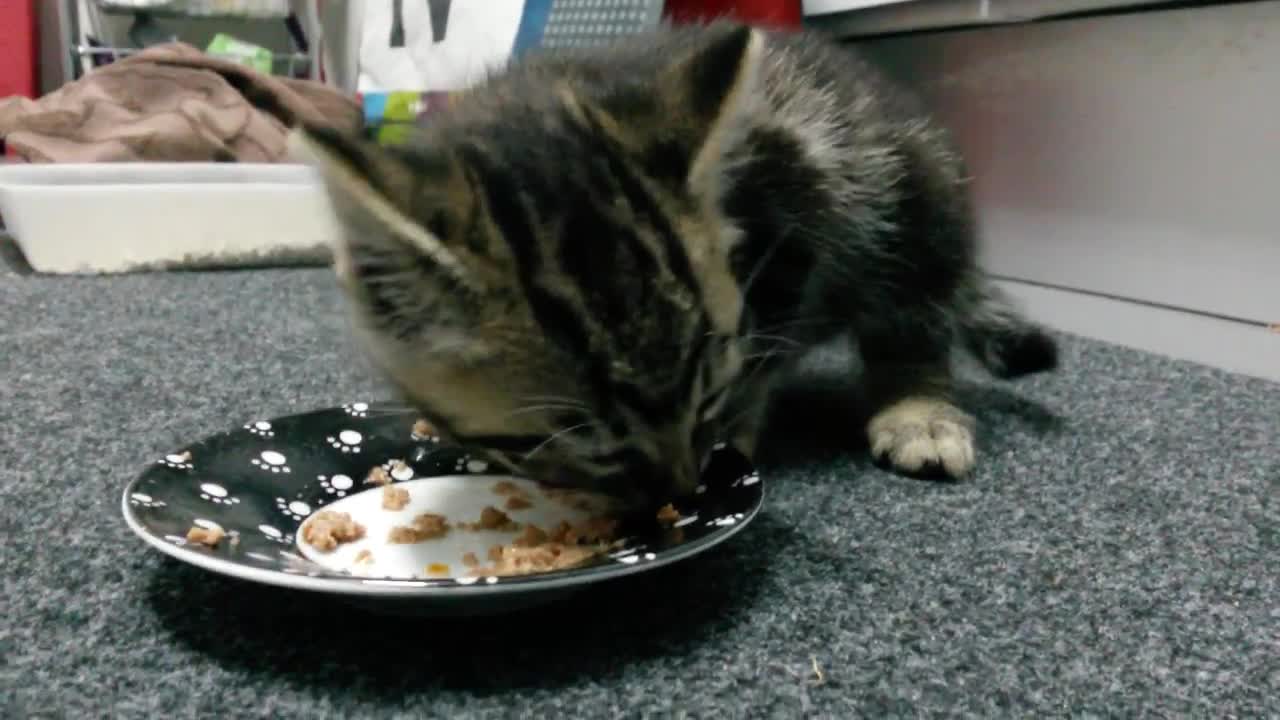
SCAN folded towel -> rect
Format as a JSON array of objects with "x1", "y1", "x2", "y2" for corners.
[{"x1": 0, "y1": 42, "x2": 361, "y2": 164}]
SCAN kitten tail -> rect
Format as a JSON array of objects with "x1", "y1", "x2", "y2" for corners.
[{"x1": 960, "y1": 281, "x2": 1059, "y2": 378}]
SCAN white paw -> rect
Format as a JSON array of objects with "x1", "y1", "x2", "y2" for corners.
[{"x1": 867, "y1": 398, "x2": 976, "y2": 478}]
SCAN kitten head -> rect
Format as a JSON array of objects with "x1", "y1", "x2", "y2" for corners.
[{"x1": 292, "y1": 25, "x2": 765, "y2": 503}]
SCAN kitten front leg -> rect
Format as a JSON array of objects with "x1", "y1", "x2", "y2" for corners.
[{"x1": 861, "y1": 363, "x2": 976, "y2": 478}]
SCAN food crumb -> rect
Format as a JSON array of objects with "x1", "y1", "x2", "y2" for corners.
[
  {"x1": 388, "y1": 513, "x2": 450, "y2": 544},
  {"x1": 656, "y1": 503, "x2": 681, "y2": 525},
  {"x1": 365, "y1": 465, "x2": 392, "y2": 486},
  {"x1": 470, "y1": 542, "x2": 606, "y2": 577},
  {"x1": 354, "y1": 549, "x2": 374, "y2": 565},
  {"x1": 505, "y1": 495, "x2": 533, "y2": 511},
  {"x1": 424, "y1": 562, "x2": 450, "y2": 575},
  {"x1": 381, "y1": 485, "x2": 410, "y2": 511},
  {"x1": 514, "y1": 524, "x2": 548, "y2": 547},
  {"x1": 412, "y1": 418, "x2": 434, "y2": 436},
  {"x1": 460, "y1": 505, "x2": 520, "y2": 532},
  {"x1": 492, "y1": 480, "x2": 521, "y2": 496},
  {"x1": 186, "y1": 525, "x2": 224, "y2": 547},
  {"x1": 302, "y1": 511, "x2": 366, "y2": 552},
  {"x1": 466, "y1": 510, "x2": 623, "y2": 577},
  {"x1": 462, "y1": 552, "x2": 480, "y2": 567},
  {"x1": 575, "y1": 516, "x2": 619, "y2": 544}
]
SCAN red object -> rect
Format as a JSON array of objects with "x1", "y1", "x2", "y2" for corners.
[
  {"x1": 663, "y1": 0, "x2": 802, "y2": 29},
  {"x1": 0, "y1": 0, "x2": 38, "y2": 99}
]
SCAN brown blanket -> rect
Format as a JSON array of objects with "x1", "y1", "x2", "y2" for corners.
[{"x1": 0, "y1": 43, "x2": 362, "y2": 163}]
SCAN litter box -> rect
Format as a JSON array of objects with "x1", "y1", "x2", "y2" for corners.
[{"x1": 0, "y1": 163, "x2": 339, "y2": 274}]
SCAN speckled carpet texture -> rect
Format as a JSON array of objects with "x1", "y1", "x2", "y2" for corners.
[{"x1": 1, "y1": 262, "x2": 1276, "y2": 718}]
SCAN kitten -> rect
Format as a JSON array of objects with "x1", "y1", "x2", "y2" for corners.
[{"x1": 291, "y1": 21, "x2": 1057, "y2": 503}]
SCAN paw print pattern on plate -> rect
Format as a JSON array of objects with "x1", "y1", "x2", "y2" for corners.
[
  {"x1": 258, "y1": 524, "x2": 292, "y2": 545},
  {"x1": 452, "y1": 455, "x2": 489, "y2": 474},
  {"x1": 382, "y1": 460, "x2": 414, "y2": 481},
  {"x1": 710, "y1": 512, "x2": 746, "y2": 527},
  {"x1": 343, "y1": 402, "x2": 370, "y2": 418},
  {"x1": 245, "y1": 420, "x2": 275, "y2": 438},
  {"x1": 318, "y1": 474, "x2": 355, "y2": 497},
  {"x1": 129, "y1": 492, "x2": 166, "y2": 508},
  {"x1": 327, "y1": 430, "x2": 363, "y2": 454},
  {"x1": 160, "y1": 452, "x2": 193, "y2": 470},
  {"x1": 274, "y1": 498, "x2": 311, "y2": 521},
  {"x1": 199, "y1": 482, "x2": 240, "y2": 505},
  {"x1": 251, "y1": 450, "x2": 291, "y2": 474}
]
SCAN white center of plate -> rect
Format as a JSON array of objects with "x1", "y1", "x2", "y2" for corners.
[{"x1": 295, "y1": 475, "x2": 613, "y2": 580}]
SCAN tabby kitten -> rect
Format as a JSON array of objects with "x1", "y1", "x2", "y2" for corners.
[{"x1": 291, "y1": 21, "x2": 1057, "y2": 504}]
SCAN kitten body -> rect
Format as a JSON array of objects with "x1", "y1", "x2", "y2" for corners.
[{"x1": 294, "y1": 22, "x2": 1057, "y2": 502}]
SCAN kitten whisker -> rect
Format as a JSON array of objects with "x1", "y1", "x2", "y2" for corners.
[
  {"x1": 501, "y1": 404, "x2": 586, "y2": 420},
  {"x1": 522, "y1": 422, "x2": 598, "y2": 462},
  {"x1": 518, "y1": 395, "x2": 589, "y2": 410},
  {"x1": 741, "y1": 332, "x2": 804, "y2": 347}
]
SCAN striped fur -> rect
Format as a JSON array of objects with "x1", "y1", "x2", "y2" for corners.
[{"x1": 295, "y1": 21, "x2": 1056, "y2": 502}]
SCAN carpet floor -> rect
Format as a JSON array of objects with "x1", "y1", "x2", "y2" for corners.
[{"x1": 1, "y1": 265, "x2": 1276, "y2": 718}]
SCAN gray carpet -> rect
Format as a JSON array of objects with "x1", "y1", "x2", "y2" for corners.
[{"x1": 1, "y1": 262, "x2": 1276, "y2": 718}]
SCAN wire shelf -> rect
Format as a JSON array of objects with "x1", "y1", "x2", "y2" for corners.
[{"x1": 73, "y1": 44, "x2": 312, "y2": 77}]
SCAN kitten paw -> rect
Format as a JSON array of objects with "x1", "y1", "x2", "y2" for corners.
[{"x1": 867, "y1": 397, "x2": 976, "y2": 478}]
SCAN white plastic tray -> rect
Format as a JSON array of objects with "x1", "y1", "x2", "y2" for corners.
[{"x1": 0, "y1": 163, "x2": 340, "y2": 274}]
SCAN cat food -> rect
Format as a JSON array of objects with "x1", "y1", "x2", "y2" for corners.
[
  {"x1": 185, "y1": 525, "x2": 224, "y2": 547},
  {"x1": 424, "y1": 563, "x2": 450, "y2": 576},
  {"x1": 382, "y1": 485, "x2": 410, "y2": 511},
  {"x1": 302, "y1": 511, "x2": 366, "y2": 552},
  {"x1": 514, "y1": 523, "x2": 548, "y2": 547},
  {"x1": 412, "y1": 418, "x2": 434, "y2": 436},
  {"x1": 541, "y1": 515, "x2": 620, "y2": 545},
  {"x1": 470, "y1": 541, "x2": 606, "y2": 577},
  {"x1": 388, "y1": 513, "x2": 450, "y2": 543},
  {"x1": 491, "y1": 480, "x2": 521, "y2": 496},
  {"x1": 656, "y1": 503, "x2": 681, "y2": 525},
  {"x1": 505, "y1": 495, "x2": 533, "y2": 511},
  {"x1": 465, "y1": 513, "x2": 623, "y2": 576},
  {"x1": 354, "y1": 549, "x2": 374, "y2": 565},
  {"x1": 365, "y1": 465, "x2": 391, "y2": 486},
  {"x1": 459, "y1": 505, "x2": 520, "y2": 532}
]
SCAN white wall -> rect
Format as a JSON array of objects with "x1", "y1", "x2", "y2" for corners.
[{"x1": 855, "y1": 2, "x2": 1280, "y2": 381}]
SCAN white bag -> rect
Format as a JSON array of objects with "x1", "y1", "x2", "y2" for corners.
[{"x1": 357, "y1": 0, "x2": 527, "y2": 93}]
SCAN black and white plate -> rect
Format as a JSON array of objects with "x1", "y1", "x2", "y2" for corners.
[{"x1": 122, "y1": 403, "x2": 762, "y2": 613}]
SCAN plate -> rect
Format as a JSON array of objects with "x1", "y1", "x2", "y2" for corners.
[{"x1": 122, "y1": 403, "x2": 762, "y2": 614}]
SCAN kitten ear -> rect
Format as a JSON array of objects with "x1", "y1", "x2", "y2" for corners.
[
  {"x1": 287, "y1": 124, "x2": 479, "y2": 292},
  {"x1": 660, "y1": 25, "x2": 767, "y2": 203}
]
